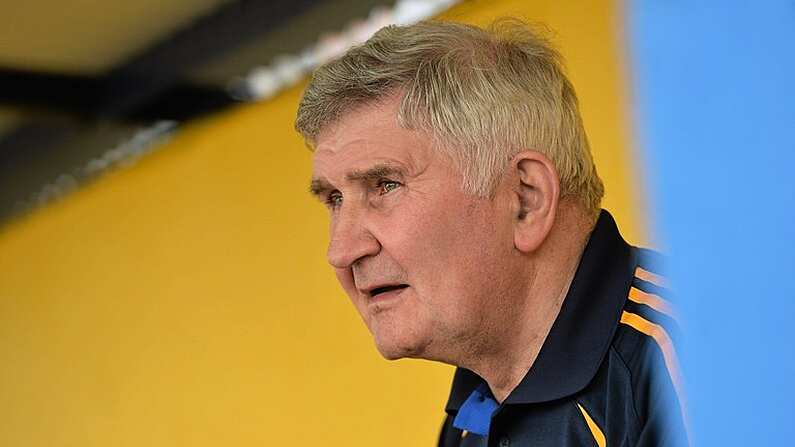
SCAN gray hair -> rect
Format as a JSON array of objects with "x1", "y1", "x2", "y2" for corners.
[{"x1": 295, "y1": 19, "x2": 604, "y2": 214}]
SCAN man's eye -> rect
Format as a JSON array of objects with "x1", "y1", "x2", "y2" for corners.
[
  {"x1": 326, "y1": 192, "x2": 343, "y2": 208},
  {"x1": 378, "y1": 180, "x2": 401, "y2": 195}
]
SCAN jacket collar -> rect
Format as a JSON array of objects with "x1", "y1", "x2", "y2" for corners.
[{"x1": 445, "y1": 210, "x2": 636, "y2": 410}]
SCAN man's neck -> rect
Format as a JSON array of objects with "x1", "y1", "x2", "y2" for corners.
[{"x1": 467, "y1": 204, "x2": 595, "y2": 403}]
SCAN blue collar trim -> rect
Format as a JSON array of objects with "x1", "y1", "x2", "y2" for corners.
[{"x1": 452, "y1": 383, "x2": 498, "y2": 436}]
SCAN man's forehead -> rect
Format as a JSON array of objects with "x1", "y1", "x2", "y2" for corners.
[
  {"x1": 314, "y1": 97, "x2": 400, "y2": 149},
  {"x1": 314, "y1": 121, "x2": 402, "y2": 158},
  {"x1": 311, "y1": 132, "x2": 427, "y2": 181}
]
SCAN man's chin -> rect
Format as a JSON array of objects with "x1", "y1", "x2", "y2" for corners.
[
  {"x1": 372, "y1": 336, "x2": 427, "y2": 360},
  {"x1": 377, "y1": 349, "x2": 405, "y2": 361}
]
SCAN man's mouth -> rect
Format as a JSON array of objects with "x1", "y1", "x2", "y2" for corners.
[{"x1": 368, "y1": 284, "x2": 409, "y2": 298}]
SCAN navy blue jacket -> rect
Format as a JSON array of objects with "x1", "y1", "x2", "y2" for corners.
[{"x1": 438, "y1": 211, "x2": 687, "y2": 447}]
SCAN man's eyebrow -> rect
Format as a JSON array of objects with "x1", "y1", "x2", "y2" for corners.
[
  {"x1": 309, "y1": 178, "x2": 333, "y2": 198},
  {"x1": 345, "y1": 163, "x2": 406, "y2": 182},
  {"x1": 309, "y1": 163, "x2": 407, "y2": 199}
]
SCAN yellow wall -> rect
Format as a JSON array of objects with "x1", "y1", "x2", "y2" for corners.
[{"x1": 0, "y1": 1, "x2": 642, "y2": 445}]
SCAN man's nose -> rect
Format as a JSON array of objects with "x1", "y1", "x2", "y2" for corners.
[{"x1": 326, "y1": 207, "x2": 380, "y2": 269}]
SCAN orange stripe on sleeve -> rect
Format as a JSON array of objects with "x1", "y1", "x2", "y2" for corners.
[
  {"x1": 620, "y1": 311, "x2": 683, "y2": 400},
  {"x1": 634, "y1": 266, "x2": 667, "y2": 288},
  {"x1": 576, "y1": 403, "x2": 606, "y2": 447},
  {"x1": 628, "y1": 287, "x2": 678, "y2": 321}
]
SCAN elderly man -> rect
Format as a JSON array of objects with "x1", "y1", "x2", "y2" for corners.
[{"x1": 296, "y1": 19, "x2": 686, "y2": 447}]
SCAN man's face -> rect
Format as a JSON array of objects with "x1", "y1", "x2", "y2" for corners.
[{"x1": 310, "y1": 96, "x2": 521, "y2": 362}]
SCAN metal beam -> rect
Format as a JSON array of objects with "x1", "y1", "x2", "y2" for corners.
[
  {"x1": 0, "y1": 68, "x2": 237, "y2": 122},
  {"x1": 0, "y1": 68, "x2": 100, "y2": 114},
  {"x1": 96, "y1": 0, "x2": 324, "y2": 118}
]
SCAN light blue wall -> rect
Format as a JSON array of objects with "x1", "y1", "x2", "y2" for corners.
[{"x1": 628, "y1": 1, "x2": 795, "y2": 444}]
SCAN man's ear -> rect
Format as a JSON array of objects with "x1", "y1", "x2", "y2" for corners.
[{"x1": 511, "y1": 150, "x2": 560, "y2": 253}]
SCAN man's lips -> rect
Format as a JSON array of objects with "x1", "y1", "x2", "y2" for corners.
[{"x1": 365, "y1": 284, "x2": 409, "y2": 298}]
